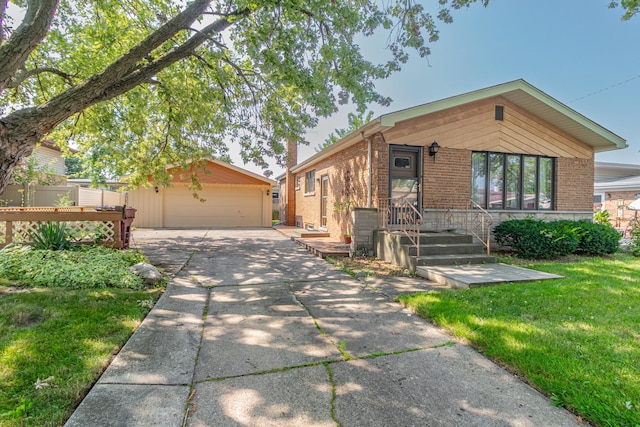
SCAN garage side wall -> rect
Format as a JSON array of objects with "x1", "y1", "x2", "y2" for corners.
[{"x1": 127, "y1": 188, "x2": 163, "y2": 227}]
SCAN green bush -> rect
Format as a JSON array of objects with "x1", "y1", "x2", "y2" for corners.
[
  {"x1": 28, "y1": 221, "x2": 75, "y2": 250},
  {"x1": 630, "y1": 223, "x2": 640, "y2": 257},
  {"x1": 593, "y1": 209, "x2": 612, "y2": 225},
  {"x1": 495, "y1": 219, "x2": 620, "y2": 259},
  {"x1": 576, "y1": 220, "x2": 620, "y2": 255},
  {"x1": 0, "y1": 245, "x2": 146, "y2": 289}
]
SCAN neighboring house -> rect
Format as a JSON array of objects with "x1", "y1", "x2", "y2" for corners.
[
  {"x1": 3, "y1": 140, "x2": 76, "y2": 206},
  {"x1": 594, "y1": 162, "x2": 640, "y2": 229},
  {"x1": 16, "y1": 140, "x2": 70, "y2": 183},
  {"x1": 127, "y1": 159, "x2": 275, "y2": 228},
  {"x1": 282, "y1": 79, "x2": 627, "y2": 250}
]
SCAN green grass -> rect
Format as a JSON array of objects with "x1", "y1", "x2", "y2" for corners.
[
  {"x1": 0, "y1": 244, "x2": 162, "y2": 426},
  {"x1": 398, "y1": 253, "x2": 640, "y2": 427},
  {"x1": 0, "y1": 286, "x2": 162, "y2": 426}
]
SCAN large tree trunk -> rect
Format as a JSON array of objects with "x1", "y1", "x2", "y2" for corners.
[{"x1": 0, "y1": 108, "x2": 45, "y2": 195}]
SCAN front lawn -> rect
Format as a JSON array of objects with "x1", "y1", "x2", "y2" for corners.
[
  {"x1": 399, "y1": 253, "x2": 640, "y2": 427},
  {"x1": 0, "y1": 245, "x2": 162, "y2": 426}
]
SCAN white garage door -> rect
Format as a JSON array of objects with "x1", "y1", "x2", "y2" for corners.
[{"x1": 163, "y1": 185, "x2": 264, "y2": 227}]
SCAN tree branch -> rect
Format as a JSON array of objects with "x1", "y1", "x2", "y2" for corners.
[
  {"x1": 0, "y1": 0, "x2": 8, "y2": 45},
  {"x1": 34, "y1": 7, "x2": 251, "y2": 132},
  {"x1": 5, "y1": 66, "x2": 74, "y2": 88},
  {"x1": 0, "y1": 0, "x2": 59, "y2": 92}
]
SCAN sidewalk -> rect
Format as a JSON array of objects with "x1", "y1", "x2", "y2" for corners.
[{"x1": 65, "y1": 228, "x2": 583, "y2": 426}]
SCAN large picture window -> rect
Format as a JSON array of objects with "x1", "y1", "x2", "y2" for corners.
[{"x1": 471, "y1": 152, "x2": 554, "y2": 210}]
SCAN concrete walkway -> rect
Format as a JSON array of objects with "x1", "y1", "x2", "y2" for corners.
[{"x1": 65, "y1": 228, "x2": 583, "y2": 427}]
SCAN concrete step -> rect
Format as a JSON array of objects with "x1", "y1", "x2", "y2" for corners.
[
  {"x1": 397, "y1": 232, "x2": 473, "y2": 245},
  {"x1": 416, "y1": 264, "x2": 564, "y2": 289},
  {"x1": 413, "y1": 254, "x2": 498, "y2": 267},
  {"x1": 406, "y1": 243, "x2": 487, "y2": 257}
]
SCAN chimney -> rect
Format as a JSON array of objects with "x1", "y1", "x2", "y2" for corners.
[{"x1": 285, "y1": 139, "x2": 297, "y2": 226}]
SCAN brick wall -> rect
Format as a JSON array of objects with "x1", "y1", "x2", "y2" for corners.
[
  {"x1": 600, "y1": 191, "x2": 640, "y2": 229},
  {"x1": 294, "y1": 140, "x2": 370, "y2": 239},
  {"x1": 556, "y1": 157, "x2": 594, "y2": 211},
  {"x1": 292, "y1": 123, "x2": 597, "y2": 240},
  {"x1": 423, "y1": 147, "x2": 471, "y2": 208}
]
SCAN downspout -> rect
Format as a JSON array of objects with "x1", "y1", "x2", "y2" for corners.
[{"x1": 363, "y1": 131, "x2": 372, "y2": 208}]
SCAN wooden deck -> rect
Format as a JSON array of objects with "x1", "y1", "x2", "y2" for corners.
[{"x1": 274, "y1": 225, "x2": 350, "y2": 258}]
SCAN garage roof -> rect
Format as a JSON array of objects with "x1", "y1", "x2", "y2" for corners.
[{"x1": 168, "y1": 159, "x2": 276, "y2": 186}]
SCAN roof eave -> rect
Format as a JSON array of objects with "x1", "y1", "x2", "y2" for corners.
[
  {"x1": 379, "y1": 79, "x2": 627, "y2": 152},
  {"x1": 290, "y1": 120, "x2": 387, "y2": 173}
]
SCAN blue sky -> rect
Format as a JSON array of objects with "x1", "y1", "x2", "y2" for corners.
[{"x1": 235, "y1": 1, "x2": 640, "y2": 176}]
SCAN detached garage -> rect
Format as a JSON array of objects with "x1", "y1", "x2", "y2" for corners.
[{"x1": 127, "y1": 160, "x2": 275, "y2": 228}]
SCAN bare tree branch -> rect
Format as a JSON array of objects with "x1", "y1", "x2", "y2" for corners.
[{"x1": 6, "y1": 66, "x2": 74, "y2": 88}]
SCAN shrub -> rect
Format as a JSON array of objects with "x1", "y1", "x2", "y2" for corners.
[
  {"x1": 494, "y1": 218, "x2": 579, "y2": 259},
  {"x1": 576, "y1": 220, "x2": 620, "y2": 255},
  {"x1": 0, "y1": 245, "x2": 146, "y2": 289},
  {"x1": 28, "y1": 221, "x2": 75, "y2": 250},
  {"x1": 630, "y1": 223, "x2": 640, "y2": 257},
  {"x1": 593, "y1": 209, "x2": 612, "y2": 225}
]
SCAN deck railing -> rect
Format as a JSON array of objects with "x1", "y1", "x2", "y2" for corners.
[
  {"x1": 378, "y1": 198, "x2": 423, "y2": 257},
  {"x1": 0, "y1": 206, "x2": 135, "y2": 249}
]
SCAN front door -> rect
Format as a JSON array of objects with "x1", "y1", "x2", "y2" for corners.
[
  {"x1": 320, "y1": 175, "x2": 329, "y2": 229},
  {"x1": 389, "y1": 146, "x2": 421, "y2": 223}
]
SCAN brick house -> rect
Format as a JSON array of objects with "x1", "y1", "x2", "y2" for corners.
[
  {"x1": 594, "y1": 162, "x2": 640, "y2": 232},
  {"x1": 282, "y1": 80, "x2": 626, "y2": 250}
]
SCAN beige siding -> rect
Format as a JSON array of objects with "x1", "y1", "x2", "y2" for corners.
[
  {"x1": 33, "y1": 146, "x2": 66, "y2": 176},
  {"x1": 383, "y1": 97, "x2": 593, "y2": 159},
  {"x1": 163, "y1": 184, "x2": 268, "y2": 228},
  {"x1": 127, "y1": 187, "x2": 163, "y2": 227},
  {"x1": 127, "y1": 184, "x2": 271, "y2": 228}
]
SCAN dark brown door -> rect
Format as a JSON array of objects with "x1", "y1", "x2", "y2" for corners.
[{"x1": 389, "y1": 146, "x2": 421, "y2": 223}]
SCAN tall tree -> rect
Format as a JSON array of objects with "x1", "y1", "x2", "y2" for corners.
[
  {"x1": 315, "y1": 111, "x2": 375, "y2": 152},
  {"x1": 0, "y1": 1, "x2": 632, "y2": 194}
]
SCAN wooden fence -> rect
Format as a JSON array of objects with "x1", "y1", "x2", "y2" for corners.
[{"x1": 0, "y1": 207, "x2": 135, "y2": 249}]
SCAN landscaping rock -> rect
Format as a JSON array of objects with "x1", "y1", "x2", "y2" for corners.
[{"x1": 129, "y1": 262, "x2": 163, "y2": 285}]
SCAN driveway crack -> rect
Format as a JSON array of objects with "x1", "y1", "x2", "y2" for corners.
[{"x1": 181, "y1": 285, "x2": 211, "y2": 426}]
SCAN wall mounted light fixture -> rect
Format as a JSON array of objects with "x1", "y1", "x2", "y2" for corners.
[
  {"x1": 154, "y1": 186, "x2": 159, "y2": 193},
  {"x1": 429, "y1": 141, "x2": 440, "y2": 159}
]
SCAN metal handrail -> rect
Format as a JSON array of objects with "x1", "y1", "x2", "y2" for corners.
[
  {"x1": 467, "y1": 199, "x2": 493, "y2": 254},
  {"x1": 378, "y1": 198, "x2": 423, "y2": 257}
]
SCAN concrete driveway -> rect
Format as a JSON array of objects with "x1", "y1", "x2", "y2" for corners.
[{"x1": 65, "y1": 228, "x2": 583, "y2": 427}]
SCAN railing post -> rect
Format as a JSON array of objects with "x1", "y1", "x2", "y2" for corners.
[{"x1": 6, "y1": 220, "x2": 12, "y2": 245}]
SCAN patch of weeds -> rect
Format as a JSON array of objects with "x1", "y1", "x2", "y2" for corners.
[{"x1": 327, "y1": 256, "x2": 412, "y2": 278}]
